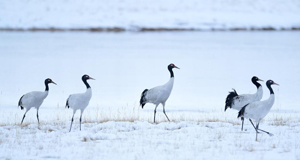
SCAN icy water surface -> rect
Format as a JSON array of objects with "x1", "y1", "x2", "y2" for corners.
[{"x1": 0, "y1": 31, "x2": 300, "y2": 112}]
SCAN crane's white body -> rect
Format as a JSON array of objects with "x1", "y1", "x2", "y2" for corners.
[
  {"x1": 242, "y1": 94, "x2": 275, "y2": 122},
  {"x1": 140, "y1": 63, "x2": 179, "y2": 123},
  {"x1": 231, "y1": 86, "x2": 263, "y2": 111},
  {"x1": 238, "y1": 80, "x2": 278, "y2": 141},
  {"x1": 18, "y1": 78, "x2": 56, "y2": 125},
  {"x1": 145, "y1": 78, "x2": 174, "y2": 106},
  {"x1": 20, "y1": 91, "x2": 49, "y2": 111},
  {"x1": 66, "y1": 74, "x2": 94, "y2": 132},
  {"x1": 66, "y1": 88, "x2": 92, "y2": 113}
]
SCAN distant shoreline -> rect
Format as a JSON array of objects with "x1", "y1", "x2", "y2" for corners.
[{"x1": 1, "y1": 27, "x2": 300, "y2": 32}]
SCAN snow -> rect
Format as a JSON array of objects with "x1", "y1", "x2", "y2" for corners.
[
  {"x1": 0, "y1": 0, "x2": 300, "y2": 31},
  {"x1": 0, "y1": 31, "x2": 300, "y2": 159},
  {"x1": 1, "y1": 116, "x2": 300, "y2": 159}
]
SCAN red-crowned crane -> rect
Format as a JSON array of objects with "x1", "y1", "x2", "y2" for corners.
[
  {"x1": 238, "y1": 80, "x2": 279, "y2": 141},
  {"x1": 140, "y1": 63, "x2": 179, "y2": 123},
  {"x1": 66, "y1": 74, "x2": 95, "y2": 132},
  {"x1": 225, "y1": 76, "x2": 263, "y2": 130},
  {"x1": 18, "y1": 78, "x2": 57, "y2": 125}
]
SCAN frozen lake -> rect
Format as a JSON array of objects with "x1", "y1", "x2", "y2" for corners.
[{"x1": 0, "y1": 31, "x2": 300, "y2": 114}]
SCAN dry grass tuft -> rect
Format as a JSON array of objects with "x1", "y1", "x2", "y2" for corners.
[
  {"x1": 269, "y1": 115, "x2": 292, "y2": 126},
  {"x1": 205, "y1": 124, "x2": 213, "y2": 129},
  {"x1": 82, "y1": 137, "x2": 88, "y2": 142},
  {"x1": 82, "y1": 104, "x2": 141, "y2": 123},
  {"x1": 216, "y1": 133, "x2": 222, "y2": 140},
  {"x1": 270, "y1": 121, "x2": 288, "y2": 126},
  {"x1": 20, "y1": 123, "x2": 30, "y2": 127},
  {"x1": 165, "y1": 126, "x2": 182, "y2": 131},
  {"x1": 248, "y1": 146, "x2": 255, "y2": 152},
  {"x1": 226, "y1": 120, "x2": 241, "y2": 125},
  {"x1": 82, "y1": 137, "x2": 96, "y2": 142}
]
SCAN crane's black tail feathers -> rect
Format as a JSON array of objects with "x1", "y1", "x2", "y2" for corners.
[
  {"x1": 18, "y1": 95, "x2": 24, "y2": 110},
  {"x1": 66, "y1": 100, "x2": 69, "y2": 108},
  {"x1": 225, "y1": 89, "x2": 238, "y2": 111},
  {"x1": 140, "y1": 89, "x2": 148, "y2": 109},
  {"x1": 65, "y1": 96, "x2": 70, "y2": 108},
  {"x1": 237, "y1": 103, "x2": 248, "y2": 119}
]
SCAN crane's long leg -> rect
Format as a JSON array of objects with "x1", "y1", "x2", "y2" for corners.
[
  {"x1": 249, "y1": 119, "x2": 260, "y2": 133},
  {"x1": 256, "y1": 123, "x2": 273, "y2": 136},
  {"x1": 257, "y1": 128, "x2": 273, "y2": 135},
  {"x1": 21, "y1": 110, "x2": 29, "y2": 125},
  {"x1": 69, "y1": 113, "x2": 75, "y2": 132},
  {"x1": 255, "y1": 122, "x2": 259, "y2": 141},
  {"x1": 154, "y1": 105, "x2": 159, "y2": 123},
  {"x1": 247, "y1": 121, "x2": 259, "y2": 141},
  {"x1": 36, "y1": 109, "x2": 40, "y2": 124},
  {"x1": 79, "y1": 111, "x2": 83, "y2": 131},
  {"x1": 241, "y1": 117, "x2": 244, "y2": 131},
  {"x1": 162, "y1": 103, "x2": 170, "y2": 122}
]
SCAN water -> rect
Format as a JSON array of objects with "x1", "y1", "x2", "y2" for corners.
[{"x1": 0, "y1": 31, "x2": 300, "y2": 112}]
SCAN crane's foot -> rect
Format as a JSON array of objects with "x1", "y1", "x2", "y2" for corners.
[{"x1": 268, "y1": 133, "x2": 274, "y2": 136}]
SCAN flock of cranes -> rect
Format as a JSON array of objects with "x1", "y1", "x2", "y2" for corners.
[
  {"x1": 16, "y1": 63, "x2": 278, "y2": 140},
  {"x1": 224, "y1": 76, "x2": 279, "y2": 141}
]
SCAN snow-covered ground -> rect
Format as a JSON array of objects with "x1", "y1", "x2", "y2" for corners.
[
  {"x1": 1, "y1": 111, "x2": 300, "y2": 159},
  {"x1": 0, "y1": 31, "x2": 300, "y2": 159},
  {"x1": 1, "y1": 0, "x2": 300, "y2": 31}
]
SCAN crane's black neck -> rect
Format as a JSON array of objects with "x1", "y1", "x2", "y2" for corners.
[
  {"x1": 252, "y1": 80, "x2": 261, "y2": 89},
  {"x1": 267, "y1": 83, "x2": 274, "y2": 95},
  {"x1": 45, "y1": 82, "x2": 49, "y2": 91},
  {"x1": 83, "y1": 78, "x2": 91, "y2": 89},
  {"x1": 168, "y1": 66, "x2": 174, "y2": 78}
]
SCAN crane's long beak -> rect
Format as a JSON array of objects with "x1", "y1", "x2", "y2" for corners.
[
  {"x1": 258, "y1": 78, "x2": 264, "y2": 82},
  {"x1": 174, "y1": 66, "x2": 180, "y2": 69},
  {"x1": 273, "y1": 82, "x2": 279, "y2": 86},
  {"x1": 52, "y1": 81, "x2": 57, "y2": 85},
  {"x1": 89, "y1": 77, "x2": 95, "y2": 80}
]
